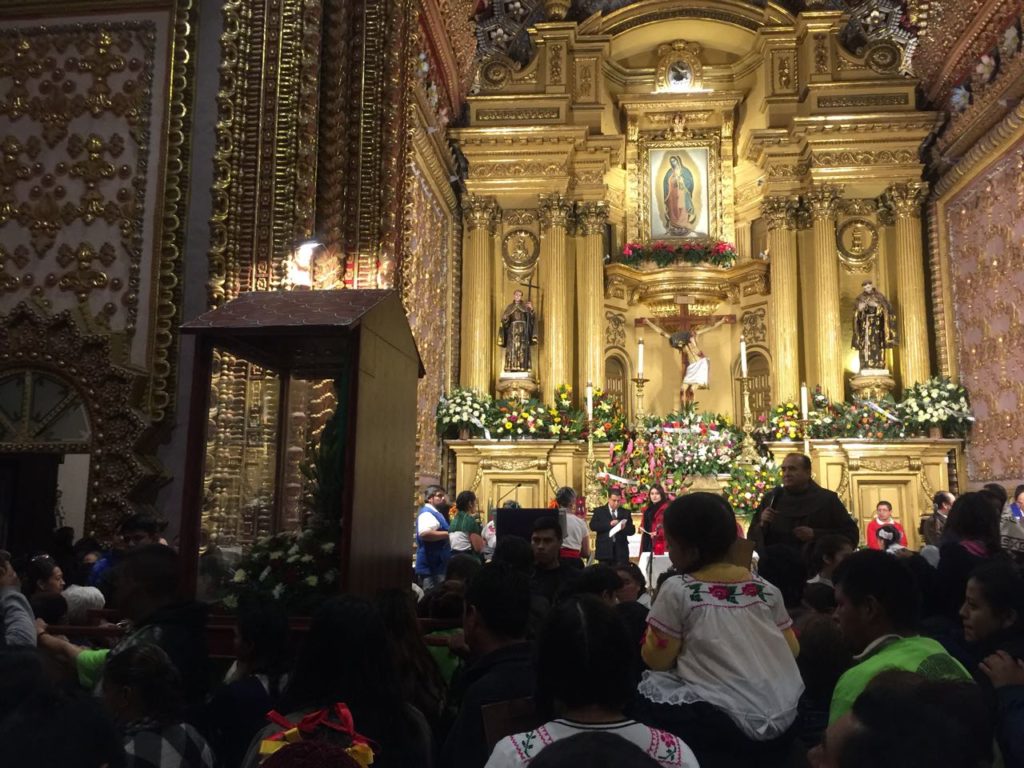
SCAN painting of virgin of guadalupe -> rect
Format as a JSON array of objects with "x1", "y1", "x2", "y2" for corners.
[{"x1": 649, "y1": 148, "x2": 709, "y2": 238}]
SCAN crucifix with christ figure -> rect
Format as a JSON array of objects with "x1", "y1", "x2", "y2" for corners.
[{"x1": 637, "y1": 296, "x2": 736, "y2": 409}]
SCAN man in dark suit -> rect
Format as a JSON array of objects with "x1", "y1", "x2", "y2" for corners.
[{"x1": 590, "y1": 487, "x2": 635, "y2": 565}]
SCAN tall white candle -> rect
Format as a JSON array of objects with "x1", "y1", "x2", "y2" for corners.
[
  {"x1": 800, "y1": 383, "x2": 809, "y2": 420},
  {"x1": 637, "y1": 339, "x2": 645, "y2": 377},
  {"x1": 585, "y1": 382, "x2": 594, "y2": 420},
  {"x1": 739, "y1": 336, "x2": 748, "y2": 378}
]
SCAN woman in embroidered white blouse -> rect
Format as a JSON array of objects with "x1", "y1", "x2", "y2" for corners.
[{"x1": 633, "y1": 492, "x2": 804, "y2": 766}]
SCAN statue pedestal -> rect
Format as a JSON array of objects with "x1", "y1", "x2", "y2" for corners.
[
  {"x1": 766, "y1": 438, "x2": 964, "y2": 549},
  {"x1": 496, "y1": 372, "x2": 539, "y2": 401},
  {"x1": 850, "y1": 369, "x2": 896, "y2": 401}
]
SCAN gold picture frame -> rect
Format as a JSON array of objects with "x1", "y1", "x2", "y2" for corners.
[{"x1": 638, "y1": 134, "x2": 721, "y2": 242}]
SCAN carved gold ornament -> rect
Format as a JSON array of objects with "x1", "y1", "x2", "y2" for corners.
[
  {"x1": 502, "y1": 229, "x2": 540, "y2": 282},
  {"x1": 837, "y1": 218, "x2": 880, "y2": 272},
  {"x1": 865, "y1": 41, "x2": 903, "y2": 73},
  {"x1": 654, "y1": 40, "x2": 703, "y2": 93}
]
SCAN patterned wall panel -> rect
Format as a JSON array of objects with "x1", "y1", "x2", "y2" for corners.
[
  {"x1": 946, "y1": 134, "x2": 1024, "y2": 481},
  {"x1": 0, "y1": 13, "x2": 186, "y2": 420},
  {"x1": 402, "y1": 161, "x2": 451, "y2": 483}
]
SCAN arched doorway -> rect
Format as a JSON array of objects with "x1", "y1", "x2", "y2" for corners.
[{"x1": 0, "y1": 369, "x2": 91, "y2": 554}]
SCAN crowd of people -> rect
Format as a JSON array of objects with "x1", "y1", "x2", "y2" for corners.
[{"x1": 0, "y1": 457, "x2": 1022, "y2": 768}]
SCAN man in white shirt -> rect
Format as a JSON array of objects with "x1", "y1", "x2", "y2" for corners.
[{"x1": 415, "y1": 485, "x2": 451, "y2": 590}]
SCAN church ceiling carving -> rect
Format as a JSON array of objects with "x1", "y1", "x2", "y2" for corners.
[{"x1": 473, "y1": 0, "x2": 925, "y2": 73}]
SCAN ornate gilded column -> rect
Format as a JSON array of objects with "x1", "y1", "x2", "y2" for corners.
[
  {"x1": 575, "y1": 201, "x2": 608, "y2": 399},
  {"x1": 763, "y1": 196, "x2": 800, "y2": 402},
  {"x1": 885, "y1": 182, "x2": 931, "y2": 388},
  {"x1": 805, "y1": 185, "x2": 844, "y2": 400},
  {"x1": 461, "y1": 195, "x2": 500, "y2": 393},
  {"x1": 538, "y1": 193, "x2": 575, "y2": 404}
]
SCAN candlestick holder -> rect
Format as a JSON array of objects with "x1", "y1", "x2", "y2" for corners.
[
  {"x1": 799, "y1": 417, "x2": 811, "y2": 457},
  {"x1": 584, "y1": 416, "x2": 602, "y2": 510},
  {"x1": 735, "y1": 376, "x2": 761, "y2": 464},
  {"x1": 631, "y1": 375, "x2": 649, "y2": 427}
]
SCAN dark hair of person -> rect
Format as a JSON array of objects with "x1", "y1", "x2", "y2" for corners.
[
  {"x1": 839, "y1": 672, "x2": 993, "y2": 768},
  {"x1": 22, "y1": 555, "x2": 60, "y2": 597},
  {"x1": 262, "y1": 740, "x2": 363, "y2": 768},
  {"x1": 646, "y1": 484, "x2": 666, "y2": 503},
  {"x1": 0, "y1": 648, "x2": 46, "y2": 721},
  {"x1": 968, "y1": 560, "x2": 1024, "y2": 630},
  {"x1": 375, "y1": 589, "x2": 446, "y2": 722},
  {"x1": 236, "y1": 597, "x2": 290, "y2": 688},
  {"x1": 982, "y1": 483, "x2": 1008, "y2": 507},
  {"x1": 932, "y1": 491, "x2": 953, "y2": 511},
  {"x1": 876, "y1": 500, "x2": 892, "y2": 511},
  {"x1": 608, "y1": 487, "x2": 622, "y2": 499},
  {"x1": 492, "y1": 535, "x2": 534, "y2": 573},
  {"x1": 118, "y1": 513, "x2": 163, "y2": 535},
  {"x1": 116, "y1": 544, "x2": 180, "y2": 601},
  {"x1": 614, "y1": 562, "x2": 647, "y2": 595},
  {"x1": 803, "y1": 582, "x2": 837, "y2": 613},
  {"x1": 809, "y1": 534, "x2": 852, "y2": 576},
  {"x1": 795, "y1": 614, "x2": 852, "y2": 700},
  {"x1": 661, "y1": 492, "x2": 737, "y2": 572},
  {"x1": 445, "y1": 553, "x2": 483, "y2": 584},
  {"x1": 833, "y1": 550, "x2": 921, "y2": 632},
  {"x1": 104, "y1": 643, "x2": 186, "y2": 723},
  {"x1": 786, "y1": 452, "x2": 812, "y2": 471},
  {"x1": 559, "y1": 564, "x2": 622, "y2": 601},
  {"x1": 0, "y1": 686, "x2": 125, "y2": 768},
  {"x1": 455, "y1": 490, "x2": 476, "y2": 513},
  {"x1": 1015, "y1": 484, "x2": 1024, "y2": 501},
  {"x1": 655, "y1": 567, "x2": 679, "y2": 591},
  {"x1": 426, "y1": 580, "x2": 466, "y2": 621},
  {"x1": 501, "y1": 499, "x2": 521, "y2": 509},
  {"x1": 30, "y1": 592, "x2": 68, "y2": 625},
  {"x1": 555, "y1": 486, "x2": 576, "y2": 508},
  {"x1": 284, "y1": 595, "x2": 409, "y2": 750},
  {"x1": 534, "y1": 596, "x2": 637, "y2": 719},
  {"x1": 528, "y1": 731, "x2": 662, "y2": 768},
  {"x1": 756, "y1": 545, "x2": 805, "y2": 609},
  {"x1": 533, "y1": 516, "x2": 562, "y2": 540},
  {"x1": 464, "y1": 561, "x2": 530, "y2": 640},
  {"x1": 946, "y1": 492, "x2": 1002, "y2": 553}
]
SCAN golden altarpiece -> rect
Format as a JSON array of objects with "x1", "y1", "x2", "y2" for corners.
[
  {"x1": 448, "y1": 2, "x2": 962, "y2": 541},
  {"x1": 9, "y1": 0, "x2": 1021, "y2": 560}
]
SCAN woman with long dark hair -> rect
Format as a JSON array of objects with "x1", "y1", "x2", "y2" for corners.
[
  {"x1": 242, "y1": 595, "x2": 431, "y2": 768},
  {"x1": 640, "y1": 485, "x2": 670, "y2": 555},
  {"x1": 937, "y1": 492, "x2": 1005, "y2": 620},
  {"x1": 22, "y1": 555, "x2": 64, "y2": 598},
  {"x1": 375, "y1": 589, "x2": 446, "y2": 730}
]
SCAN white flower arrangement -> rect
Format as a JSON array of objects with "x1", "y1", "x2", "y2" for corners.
[
  {"x1": 436, "y1": 388, "x2": 492, "y2": 437},
  {"x1": 897, "y1": 376, "x2": 974, "y2": 436}
]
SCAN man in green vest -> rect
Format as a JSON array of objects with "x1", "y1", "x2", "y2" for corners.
[{"x1": 829, "y1": 550, "x2": 971, "y2": 723}]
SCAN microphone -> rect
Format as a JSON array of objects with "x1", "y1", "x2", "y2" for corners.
[
  {"x1": 496, "y1": 483, "x2": 522, "y2": 507},
  {"x1": 762, "y1": 488, "x2": 780, "y2": 529}
]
